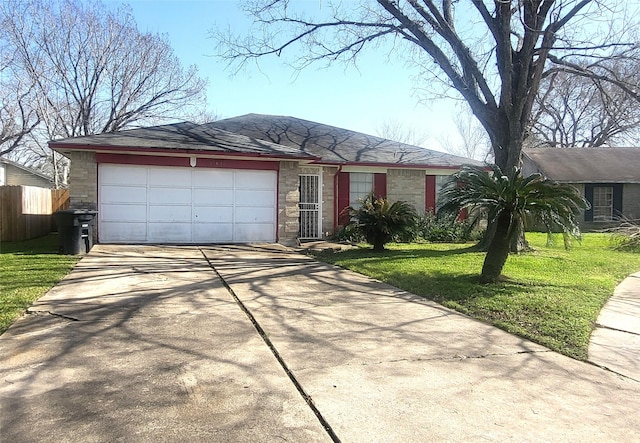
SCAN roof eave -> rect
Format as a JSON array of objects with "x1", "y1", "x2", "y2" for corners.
[
  {"x1": 311, "y1": 160, "x2": 482, "y2": 169},
  {"x1": 49, "y1": 142, "x2": 319, "y2": 162}
]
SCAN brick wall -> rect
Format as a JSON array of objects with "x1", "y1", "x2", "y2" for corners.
[
  {"x1": 67, "y1": 151, "x2": 97, "y2": 210},
  {"x1": 278, "y1": 161, "x2": 300, "y2": 245},
  {"x1": 387, "y1": 168, "x2": 426, "y2": 214}
]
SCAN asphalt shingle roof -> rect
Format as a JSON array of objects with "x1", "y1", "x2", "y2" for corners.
[
  {"x1": 49, "y1": 121, "x2": 316, "y2": 159},
  {"x1": 49, "y1": 114, "x2": 482, "y2": 168},
  {"x1": 523, "y1": 147, "x2": 640, "y2": 183},
  {"x1": 206, "y1": 114, "x2": 481, "y2": 167}
]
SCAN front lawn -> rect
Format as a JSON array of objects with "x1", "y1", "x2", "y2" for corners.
[
  {"x1": 312, "y1": 232, "x2": 640, "y2": 360},
  {"x1": 0, "y1": 234, "x2": 79, "y2": 334}
]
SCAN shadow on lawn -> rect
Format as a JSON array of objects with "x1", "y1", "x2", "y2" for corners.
[
  {"x1": 0, "y1": 233, "x2": 64, "y2": 255},
  {"x1": 311, "y1": 245, "x2": 542, "y2": 303},
  {"x1": 316, "y1": 244, "x2": 478, "y2": 260}
]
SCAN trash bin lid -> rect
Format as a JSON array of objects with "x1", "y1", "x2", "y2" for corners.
[{"x1": 54, "y1": 209, "x2": 98, "y2": 224}]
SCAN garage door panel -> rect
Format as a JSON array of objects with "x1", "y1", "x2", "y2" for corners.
[
  {"x1": 193, "y1": 169, "x2": 233, "y2": 187},
  {"x1": 148, "y1": 223, "x2": 191, "y2": 242},
  {"x1": 101, "y1": 222, "x2": 147, "y2": 242},
  {"x1": 149, "y1": 205, "x2": 192, "y2": 222},
  {"x1": 193, "y1": 224, "x2": 233, "y2": 242},
  {"x1": 235, "y1": 206, "x2": 275, "y2": 223},
  {"x1": 235, "y1": 189, "x2": 276, "y2": 206},
  {"x1": 235, "y1": 170, "x2": 275, "y2": 188},
  {"x1": 194, "y1": 206, "x2": 233, "y2": 222},
  {"x1": 101, "y1": 186, "x2": 147, "y2": 204},
  {"x1": 149, "y1": 168, "x2": 190, "y2": 186},
  {"x1": 101, "y1": 204, "x2": 147, "y2": 222},
  {"x1": 148, "y1": 188, "x2": 191, "y2": 204},
  {"x1": 101, "y1": 165, "x2": 147, "y2": 185},
  {"x1": 235, "y1": 223, "x2": 275, "y2": 242},
  {"x1": 193, "y1": 189, "x2": 233, "y2": 205}
]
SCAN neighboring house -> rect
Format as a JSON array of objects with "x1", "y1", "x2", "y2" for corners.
[
  {"x1": 522, "y1": 147, "x2": 640, "y2": 227},
  {"x1": 49, "y1": 114, "x2": 481, "y2": 245},
  {"x1": 0, "y1": 158, "x2": 54, "y2": 188}
]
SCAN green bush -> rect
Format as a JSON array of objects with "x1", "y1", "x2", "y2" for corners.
[
  {"x1": 333, "y1": 222, "x2": 365, "y2": 243},
  {"x1": 416, "y1": 210, "x2": 484, "y2": 243}
]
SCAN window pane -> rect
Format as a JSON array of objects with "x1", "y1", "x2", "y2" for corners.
[
  {"x1": 349, "y1": 172, "x2": 374, "y2": 206},
  {"x1": 593, "y1": 186, "x2": 613, "y2": 221}
]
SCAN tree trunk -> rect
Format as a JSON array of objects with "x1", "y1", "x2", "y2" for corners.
[
  {"x1": 480, "y1": 210, "x2": 513, "y2": 283},
  {"x1": 474, "y1": 218, "x2": 496, "y2": 251},
  {"x1": 475, "y1": 217, "x2": 530, "y2": 253},
  {"x1": 509, "y1": 217, "x2": 532, "y2": 253}
]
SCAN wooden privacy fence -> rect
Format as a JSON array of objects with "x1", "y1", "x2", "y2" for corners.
[{"x1": 0, "y1": 186, "x2": 70, "y2": 242}]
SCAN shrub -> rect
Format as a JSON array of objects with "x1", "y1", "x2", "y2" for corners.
[
  {"x1": 345, "y1": 194, "x2": 417, "y2": 251},
  {"x1": 416, "y1": 210, "x2": 484, "y2": 243},
  {"x1": 605, "y1": 218, "x2": 640, "y2": 252},
  {"x1": 333, "y1": 222, "x2": 365, "y2": 243}
]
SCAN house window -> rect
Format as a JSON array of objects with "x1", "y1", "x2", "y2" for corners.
[
  {"x1": 593, "y1": 186, "x2": 614, "y2": 221},
  {"x1": 349, "y1": 172, "x2": 374, "y2": 206}
]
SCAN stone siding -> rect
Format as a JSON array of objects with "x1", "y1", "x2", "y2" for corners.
[
  {"x1": 68, "y1": 151, "x2": 98, "y2": 210},
  {"x1": 386, "y1": 168, "x2": 426, "y2": 214},
  {"x1": 278, "y1": 161, "x2": 300, "y2": 245}
]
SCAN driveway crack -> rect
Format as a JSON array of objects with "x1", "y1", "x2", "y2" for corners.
[
  {"x1": 293, "y1": 350, "x2": 553, "y2": 372},
  {"x1": 26, "y1": 309, "x2": 80, "y2": 322},
  {"x1": 199, "y1": 248, "x2": 341, "y2": 443},
  {"x1": 595, "y1": 323, "x2": 640, "y2": 336}
]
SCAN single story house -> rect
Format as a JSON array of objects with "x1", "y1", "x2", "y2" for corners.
[
  {"x1": 49, "y1": 114, "x2": 481, "y2": 245},
  {"x1": 0, "y1": 157, "x2": 54, "y2": 188},
  {"x1": 522, "y1": 147, "x2": 640, "y2": 227}
]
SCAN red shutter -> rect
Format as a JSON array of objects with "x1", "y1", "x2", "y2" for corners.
[
  {"x1": 336, "y1": 172, "x2": 350, "y2": 228},
  {"x1": 373, "y1": 173, "x2": 387, "y2": 198},
  {"x1": 425, "y1": 175, "x2": 436, "y2": 213}
]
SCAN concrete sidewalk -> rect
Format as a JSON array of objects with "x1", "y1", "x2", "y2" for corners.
[
  {"x1": 588, "y1": 271, "x2": 640, "y2": 381},
  {"x1": 203, "y1": 245, "x2": 640, "y2": 442}
]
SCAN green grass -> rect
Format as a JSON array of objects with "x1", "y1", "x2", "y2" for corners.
[
  {"x1": 312, "y1": 233, "x2": 640, "y2": 360},
  {"x1": 0, "y1": 234, "x2": 80, "y2": 334}
]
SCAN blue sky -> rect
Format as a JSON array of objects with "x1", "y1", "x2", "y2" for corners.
[{"x1": 122, "y1": 0, "x2": 465, "y2": 152}]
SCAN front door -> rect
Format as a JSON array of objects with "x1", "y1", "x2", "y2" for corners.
[{"x1": 299, "y1": 174, "x2": 321, "y2": 239}]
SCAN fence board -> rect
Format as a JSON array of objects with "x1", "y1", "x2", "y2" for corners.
[
  {"x1": 0, "y1": 186, "x2": 70, "y2": 242},
  {"x1": 52, "y1": 189, "x2": 70, "y2": 213}
]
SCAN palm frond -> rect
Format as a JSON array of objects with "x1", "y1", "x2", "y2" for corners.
[{"x1": 437, "y1": 164, "x2": 589, "y2": 237}]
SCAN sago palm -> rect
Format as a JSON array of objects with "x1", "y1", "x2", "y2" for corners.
[
  {"x1": 438, "y1": 164, "x2": 588, "y2": 283},
  {"x1": 347, "y1": 194, "x2": 417, "y2": 251}
]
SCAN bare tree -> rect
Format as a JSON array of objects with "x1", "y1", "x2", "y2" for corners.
[
  {"x1": 1, "y1": 0, "x2": 209, "y2": 183},
  {"x1": 531, "y1": 60, "x2": 640, "y2": 147},
  {"x1": 0, "y1": 84, "x2": 40, "y2": 157},
  {"x1": 0, "y1": 39, "x2": 40, "y2": 157},
  {"x1": 375, "y1": 117, "x2": 429, "y2": 147},
  {"x1": 439, "y1": 105, "x2": 492, "y2": 162},
  {"x1": 216, "y1": 0, "x2": 639, "y2": 170}
]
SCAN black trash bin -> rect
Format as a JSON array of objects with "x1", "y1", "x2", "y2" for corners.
[{"x1": 54, "y1": 209, "x2": 98, "y2": 254}]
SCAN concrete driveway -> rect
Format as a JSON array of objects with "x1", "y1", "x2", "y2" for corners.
[{"x1": 1, "y1": 245, "x2": 639, "y2": 442}]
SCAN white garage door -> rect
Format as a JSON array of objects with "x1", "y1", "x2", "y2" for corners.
[{"x1": 99, "y1": 164, "x2": 277, "y2": 243}]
